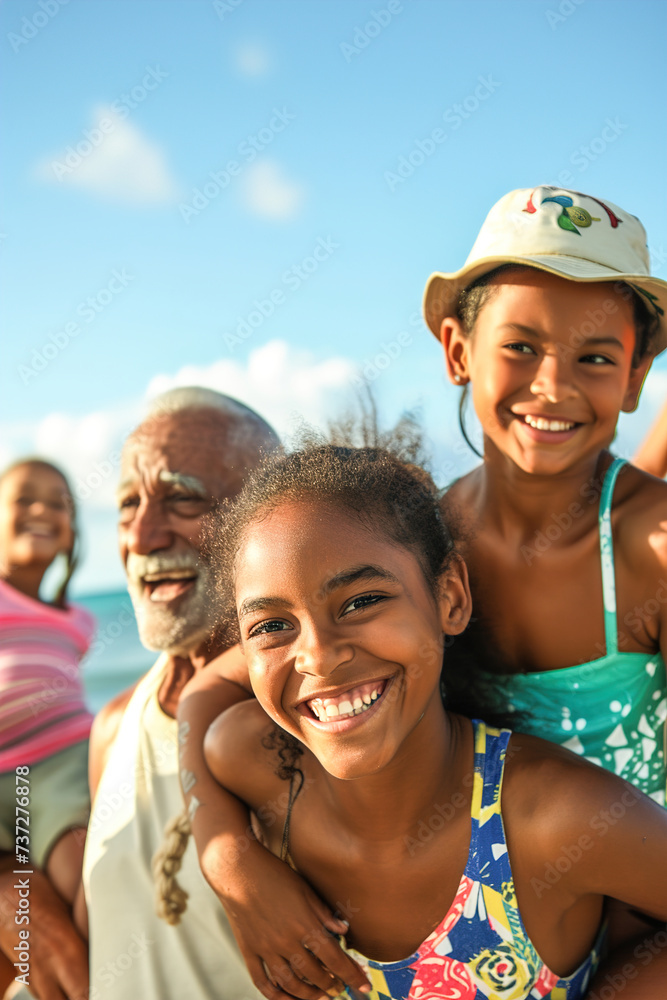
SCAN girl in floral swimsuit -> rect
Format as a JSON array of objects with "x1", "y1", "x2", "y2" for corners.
[{"x1": 159, "y1": 443, "x2": 667, "y2": 1000}]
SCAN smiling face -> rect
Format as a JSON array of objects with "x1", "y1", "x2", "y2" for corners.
[
  {"x1": 118, "y1": 408, "x2": 252, "y2": 654},
  {"x1": 442, "y1": 270, "x2": 653, "y2": 477},
  {"x1": 235, "y1": 499, "x2": 471, "y2": 780},
  {"x1": 0, "y1": 462, "x2": 74, "y2": 574}
]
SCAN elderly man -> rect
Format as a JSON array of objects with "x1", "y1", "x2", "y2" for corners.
[
  {"x1": 82, "y1": 387, "x2": 277, "y2": 999},
  {"x1": 0, "y1": 387, "x2": 275, "y2": 1000}
]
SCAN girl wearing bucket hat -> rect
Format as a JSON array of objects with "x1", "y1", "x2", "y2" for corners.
[{"x1": 422, "y1": 186, "x2": 667, "y2": 810}]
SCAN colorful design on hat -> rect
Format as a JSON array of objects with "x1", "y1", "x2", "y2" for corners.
[{"x1": 522, "y1": 189, "x2": 622, "y2": 235}]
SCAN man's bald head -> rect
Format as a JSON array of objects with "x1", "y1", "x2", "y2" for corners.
[{"x1": 130, "y1": 387, "x2": 279, "y2": 473}]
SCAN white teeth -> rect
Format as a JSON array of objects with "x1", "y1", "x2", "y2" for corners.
[
  {"x1": 524, "y1": 415, "x2": 575, "y2": 432},
  {"x1": 144, "y1": 569, "x2": 196, "y2": 582},
  {"x1": 308, "y1": 688, "x2": 384, "y2": 722}
]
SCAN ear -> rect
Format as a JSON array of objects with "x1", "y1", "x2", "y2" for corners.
[
  {"x1": 622, "y1": 355, "x2": 654, "y2": 413},
  {"x1": 437, "y1": 554, "x2": 472, "y2": 636},
  {"x1": 440, "y1": 317, "x2": 471, "y2": 385}
]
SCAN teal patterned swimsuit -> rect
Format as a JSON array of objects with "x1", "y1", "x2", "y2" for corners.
[
  {"x1": 341, "y1": 722, "x2": 604, "y2": 1000},
  {"x1": 496, "y1": 458, "x2": 666, "y2": 805}
]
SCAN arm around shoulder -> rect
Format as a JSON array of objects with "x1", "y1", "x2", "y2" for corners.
[{"x1": 204, "y1": 698, "x2": 278, "y2": 805}]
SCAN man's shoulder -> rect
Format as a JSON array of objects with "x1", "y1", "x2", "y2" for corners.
[{"x1": 89, "y1": 670, "x2": 152, "y2": 797}]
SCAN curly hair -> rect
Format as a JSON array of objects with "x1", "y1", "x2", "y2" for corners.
[{"x1": 204, "y1": 429, "x2": 459, "y2": 783}]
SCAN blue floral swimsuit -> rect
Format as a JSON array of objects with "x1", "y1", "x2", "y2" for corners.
[{"x1": 340, "y1": 722, "x2": 605, "y2": 1000}]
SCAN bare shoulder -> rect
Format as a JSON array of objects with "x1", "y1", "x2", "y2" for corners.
[
  {"x1": 89, "y1": 680, "x2": 140, "y2": 797},
  {"x1": 203, "y1": 699, "x2": 283, "y2": 808},
  {"x1": 440, "y1": 466, "x2": 483, "y2": 549},
  {"x1": 502, "y1": 731, "x2": 651, "y2": 847},
  {"x1": 616, "y1": 462, "x2": 667, "y2": 566}
]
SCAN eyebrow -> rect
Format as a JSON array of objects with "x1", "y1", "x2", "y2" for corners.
[
  {"x1": 499, "y1": 323, "x2": 624, "y2": 348},
  {"x1": 237, "y1": 565, "x2": 399, "y2": 620},
  {"x1": 158, "y1": 470, "x2": 208, "y2": 494},
  {"x1": 116, "y1": 470, "x2": 208, "y2": 501}
]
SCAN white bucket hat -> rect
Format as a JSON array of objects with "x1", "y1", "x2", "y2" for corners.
[{"x1": 423, "y1": 186, "x2": 667, "y2": 353}]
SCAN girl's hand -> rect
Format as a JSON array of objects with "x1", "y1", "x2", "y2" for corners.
[
  {"x1": 176, "y1": 655, "x2": 371, "y2": 999},
  {"x1": 205, "y1": 838, "x2": 371, "y2": 999}
]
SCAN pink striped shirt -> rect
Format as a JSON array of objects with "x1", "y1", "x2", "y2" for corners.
[{"x1": 0, "y1": 579, "x2": 95, "y2": 771}]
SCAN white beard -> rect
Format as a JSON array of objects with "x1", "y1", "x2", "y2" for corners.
[{"x1": 127, "y1": 559, "x2": 218, "y2": 655}]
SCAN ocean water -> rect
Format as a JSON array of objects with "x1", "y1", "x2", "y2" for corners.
[{"x1": 78, "y1": 589, "x2": 155, "y2": 713}]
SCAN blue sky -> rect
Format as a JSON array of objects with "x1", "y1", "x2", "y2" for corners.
[{"x1": 2, "y1": 0, "x2": 666, "y2": 593}]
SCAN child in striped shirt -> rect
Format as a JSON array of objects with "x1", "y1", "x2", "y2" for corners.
[{"x1": 0, "y1": 459, "x2": 95, "y2": 946}]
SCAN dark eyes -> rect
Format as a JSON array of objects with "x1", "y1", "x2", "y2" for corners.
[
  {"x1": 117, "y1": 493, "x2": 208, "y2": 515},
  {"x1": 505, "y1": 342, "x2": 535, "y2": 355},
  {"x1": 341, "y1": 593, "x2": 387, "y2": 614},
  {"x1": 245, "y1": 593, "x2": 389, "y2": 641},
  {"x1": 16, "y1": 495, "x2": 67, "y2": 511},
  {"x1": 248, "y1": 620, "x2": 292, "y2": 638},
  {"x1": 504, "y1": 343, "x2": 614, "y2": 365},
  {"x1": 579, "y1": 354, "x2": 613, "y2": 365}
]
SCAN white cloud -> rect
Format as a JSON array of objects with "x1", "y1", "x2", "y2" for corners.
[
  {"x1": 241, "y1": 160, "x2": 304, "y2": 220},
  {"x1": 33, "y1": 106, "x2": 179, "y2": 205},
  {"x1": 234, "y1": 41, "x2": 272, "y2": 77},
  {"x1": 146, "y1": 339, "x2": 358, "y2": 438},
  {"x1": 0, "y1": 343, "x2": 359, "y2": 593},
  {"x1": 6, "y1": 343, "x2": 664, "y2": 597}
]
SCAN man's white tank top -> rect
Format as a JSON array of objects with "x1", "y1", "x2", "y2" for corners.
[{"x1": 83, "y1": 657, "x2": 260, "y2": 1000}]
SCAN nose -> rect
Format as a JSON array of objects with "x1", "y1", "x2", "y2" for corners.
[
  {"x1": 122, "y1": 498, "x2": 173, "y2": 556},
  {"x1": 529, "y1": 352, "x2": 577, "y2": 404},
  {"x1": 294, "y1": 620, "x2": 351, "y2": 678},
  {"x1": 27, "y1": 499, "x2": 49, "y2": 517}
]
